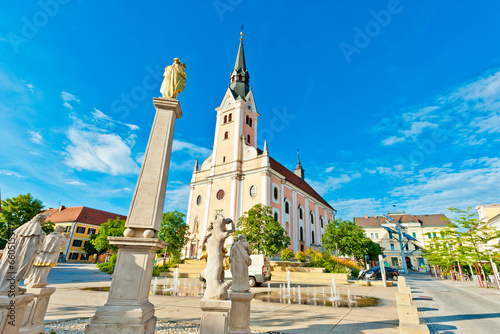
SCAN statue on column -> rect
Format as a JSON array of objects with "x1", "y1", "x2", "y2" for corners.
[
  {"x1": 230, "y1": 235, "x2": 252, "y2": 292},
  {"x1": 160, "y1": 58, "x2": 187, "y2": 99},
  {"x1": 0, "y1": 214, "x2": 46, "y2": 294},
  {"x1": 24, "y1": 225, "x2": 69, "y2": 288},
  {"x1": 202, "y1": 213, "x2": 235, "y2": 300}
]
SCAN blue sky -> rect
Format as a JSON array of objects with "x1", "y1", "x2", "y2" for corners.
[{"x1": 1, "y1": 0, "x2": 500, "y2": 220}]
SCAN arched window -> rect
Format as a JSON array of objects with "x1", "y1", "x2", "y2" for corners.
[
  {"x1": 285, "y1": 201, "x2": 290, "y2": 214},
  {"x1": 312, "y1": 231, "x2": 315, "y2": 244},
  {"x1": 310, "y1": 212, "x2": 314, "y2": 224},
  {"x1": 249, "y1": 118, "x2": 253, "y2": 127},
  {"x1": 224, "y1": 131, "x2": 229, "y2": 139},
  {"x1": 224, "y1": 115, "x2": 227, "y2": 123},
  {"x1": 300, "y1": 244, "x2": 304, "y2": 252},
  {"x1": 228, "y1": 113, "x2": 232, "y2": 122},
  {"x1": 299, "y1": 207, "x2": 303, "y2": 220},
  {"x1": 246, "y1": 115, "x2": 249, "y2": 124},
  {"x1": 246, "y1": 134, "x2": 250, "y2": 144},
  {"x1": 320, "y1": 217, "x2": 323, "y2": 228},
  {"x1": 274, "y1": 212, "x2": 278, "y2": 222},
  {"x1": 273, "y1": 187, "x2": 279, "y2": 201},
  {"x1": 299, "y1": 227, "x2": 304, "y2": 241}
]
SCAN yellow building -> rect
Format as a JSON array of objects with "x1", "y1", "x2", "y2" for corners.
[
  {"x1": 44, "y1": 205, "x2": 127, "y2": 262},
  {"x1": 354, "y1": 212, "x2": 450, "y2": 270},
  {"x1": 184, "y1": 32, "x2": 336, "y2": 258},
  {"x1": 476, "y1": 204, "x2": 500, "y2": 249}
]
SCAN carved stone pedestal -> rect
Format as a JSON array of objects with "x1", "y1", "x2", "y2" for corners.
[
  {"x1": 0, "y1": 293, "x2": 35, "y2": 334},
  {"x1": 19, "y1": 287, "x2": 56, "y2": 334},
  {"x1": 200, "y1": 299, "x2": 231, "y2": 334},
  {"x1": 85, "y1": 237, "x2": 166, "y2": 334},
  {"x1": 229, "y1": 291, "x2": 253, "y2": 334}
]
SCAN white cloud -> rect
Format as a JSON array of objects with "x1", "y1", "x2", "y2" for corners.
[
  {"x1": 402, "y1": 106, "x2": 440, "y2": 122},
  {"x1": 61, "y1": 91, "x2": 79, "y2": 110},
  {"x1": 92, "y1": 108, "x2": 113, "y2": 122},
  {"x1": 472, "y1": 111, "x2": 500, "y2": 133},
  {"x1": 452, "y1": 69, "x2": 500, "y2": 102},
  {"x1": 164, "y1": 184, "x2": 190, "y2": 212},
  {"x1": 334, "y1": 198, "x2": 383, "y2": 219},
  {"x1": 325, "y1": 166, "x2": 335, "y2": 173},
  {"x1": 64, "y1": 179, "x2": 86, "y2": 186},
  {"x1": 0, "y1": 169, "x2": 26, "y2": 178},
  {"x1": 135, "y1": 153, "x2": 144, "y2": 165},
  {"x1": 110, "y1": 187, "x2": 133, "y2": 193},
  {"x1": 382, "y1": 136, "x2": 405, "y2": 146},
  {"x1": 64, "y1": 127, "x2": 140, "y2": 175},
  {"x1": 308, "y1": 172, "x2": 362, "y2": 195},
  {"x1": 399, "y1": 121, "x2": 438, "y2": 137},
  {"x1": 172, "y1": 140, "x2": 211, "y2": 157},
  {"x1": 29, "y1": 131, "x2": 43, "y2": 145},
  {"x1": 126, "y1": 124, "x2": 140, "y2": 131}
]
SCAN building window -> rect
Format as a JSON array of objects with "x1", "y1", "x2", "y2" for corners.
[
  {"x1": 196, "y1": 195, "x2": 202, "y2": 206},
  {"x1": 246, "y1": 134, "x2": 250, "y2": 144},
  {"x1": 300, "y1": 244, "x2": 304, "y2": 252},
  {"x1": 88, "y1": 228, "x2": 96, "y2": 235},
  {"x1": 228, "y1": 113, "x2": 232, "y2": 122},
  {"x1": 320, "y1": 217, "x2": 323, "y2": 228},
  {"x1": 65, "y1": 226, "x2": 71, "y2": 233},
  {"x1": 428, "y1": 233, "x2": 431, "y2": 239},
  {"x1": 216, "y1": 189, "x2": 225, "y2": 200},
  {"x1": 311, "y1": 231, "x2": 315, "y2": 244},
  {"x1": 370, "y1": 233, "x2": 374, "y2": 239},
  {"x1": 223, "y1": 156, "x2": 226, "y2": 163},
  {"x1": 249, "y1": 185, "x2": 257, "y2": 198},
  {"x1": 224, "y1": 131, "x2": 229, "y2": 139},
  {"x1": 390, "y1": 243, "x2": 395, "y2": 251},
  {"x1": 299, "y1": 207, "x2": 303, "y2": 220},
  {"x1": 76, "y1": 226, "x2": 86, "y2": 234},
  {"x1": 73, "y1": 239, "x2": 82, "y2": 247},
  {"x1": 299, "y1": 227, "x2": 304, "y2": 241},
  {"x1": 412, "y1": 232, "x2": 417, "y2": 238},
  {"x1": 310, "y1": 212, "x2": 314, "y2": 224},
  {"x1": 273, "y1": 187, "x2": 279, "y2": 201},
  {"x1": 375, "y1": 233, "x2": 379, "y2": 239},
  {"x1": 389, "y1": 232, "x2": 393, "y2": 239},
  {"x1": 80, "y1": 253, "x2": 89, "y2": 261},
  {"x1": 246, "y1": 115, "x2": 249, "y2": 124},
  {"x1": 432, "y1": 232, "x2": 437, "y2": 238},
  {"x1": 224, "y1": 115, "x2": 227, "y2": 123},
  {"x1": 285, "y1": 201, "x2": 290, "y2": 214},
  {"x1": 69, "y1": 253, "x2": 79, "y2": 260},
  {"x1": 405, "y1": 244, "x2": 409, "y2": 251},
  {"x1": 274, "y1": 212, "x2": 279, "y2": 222},
  {"x1": 249, "y1": 118, "x2": 253, "y2": 127}
]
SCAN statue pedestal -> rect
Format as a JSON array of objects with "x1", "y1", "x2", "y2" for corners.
[
  {"x1": 200, "y1": 299, "x2": 231, "y2": 334},
  {"x1": 0, "y1": 293, "x2": 35, "y2": 334},
  {"x1": 229, "y1": 291, "x2": 253, "y2": 334},
  {"x1": 19, "y1": 287, "x2": 56, "y2": 334},
  {"x1": 85, "y1": 238, "x2": 166, "y2": 334}
]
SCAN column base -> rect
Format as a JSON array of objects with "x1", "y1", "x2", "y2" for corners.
[
  {"x1": 85, "y1": 303, "x2": 157, "y2": 334},
  {"x1": 200, "y1": 299, "x2": 231, "y2": 334},
  {"x1": 0, "y1": 293, "x2": 35, "y2": 334},
  {"x1": 229, "y1": 291, "x2": 253, "y2": 334},
  {"x1": 19, "y1": 286, "x2": 56, "y2": 334}
]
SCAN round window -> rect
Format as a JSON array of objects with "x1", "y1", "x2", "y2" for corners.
[
  {"x1": 249, "y1": 185, "x2": 257, "y2": 198},
  {"x1": 196, "y1": 195, "x2": 202, "y2": 206},
  {"x1": 216, "y1": 189, "x2": 225, "y2": 200}
]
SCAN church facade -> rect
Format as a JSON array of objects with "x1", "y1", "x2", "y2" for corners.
[{"x1": 184, "y1": 33, "x2": 336, "y2": 258}]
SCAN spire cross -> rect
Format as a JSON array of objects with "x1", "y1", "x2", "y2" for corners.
[{"x1": 240, "y1": 24, "x2": 244, "y2": 40}]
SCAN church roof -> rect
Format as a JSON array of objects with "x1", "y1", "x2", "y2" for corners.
[
  {"x1": 265, "y1": 153, "x2": 334, "y2": 211},
  {"x1": 43, "y1": 206, "x2": 127, "y2": 226},
  {"x1": 229, "y1": 32, "x2": 250, "y2": 100},
  {"x1": 354, "y1": 214, "x2": 450, "y2": 228}
]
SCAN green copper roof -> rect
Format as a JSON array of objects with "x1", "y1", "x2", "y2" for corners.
[{"x1": 229, "y1": 34, "x2": 250, "y2": 100}]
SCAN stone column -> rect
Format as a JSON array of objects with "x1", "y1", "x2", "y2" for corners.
[
  {"x1": 229, "y1": 291, "x2": 253, "y2": 334},
  {"x1": 19, "y1": 287, "x2": 56, "y2": 334},
  {"x1": 200, "y1": 299, "x2": 231, "y2": 334},
  {"x1": 86, "y1": 97, "x2": 181, "y2": 334},
  {"x1": 0, "y1": 294, "x2": 35, "y2": 334}
]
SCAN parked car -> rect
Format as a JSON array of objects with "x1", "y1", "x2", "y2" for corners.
[
  {"x1": 359, "y1": 266, "x2": 399, "y2": 281},
  {"x1": 199, "y1": 254, "x2": 272, "y2": 287}
]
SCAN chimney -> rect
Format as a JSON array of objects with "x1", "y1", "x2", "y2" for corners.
[
  {"x1": 59, "y1": 205, "x2": 65, "y2": 212},
  {"x1": 374, "y1": 215, "x2": 378, "y2": 218},
  {"x1": 364, "y1": 215, "x2": 368, "y2": 219}
]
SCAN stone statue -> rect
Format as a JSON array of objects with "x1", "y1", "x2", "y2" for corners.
[
  {"x1": 0, "y1": 214, "x2": 46, "y2": 295},
  {"x1": 160, "y1": 58, "x2": 186, "y2": 99},
  {"x1": 230, "y1": 235, "x2": 252, "y2": 292},
  {"x1": 24, "y1": 225, "x2": 69, "y2": 288},
  {"x1": 202, "y1": 213, "x2": 235, "y2": 300}
]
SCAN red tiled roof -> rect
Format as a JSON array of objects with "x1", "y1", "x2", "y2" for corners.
[
  {"x1": 354, "y1": 214, "x2": 450, "y2": 228},
  {"x1": 267, "y1": 155, "x2": 334, "y2": 210},
  {"x1": 43, "y1": 206, "x2": 127, "y2": 227}
]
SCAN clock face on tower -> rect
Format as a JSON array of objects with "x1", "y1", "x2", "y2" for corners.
[{"x1": 246, "y1": 103, "x2": 252, "y2": 112}]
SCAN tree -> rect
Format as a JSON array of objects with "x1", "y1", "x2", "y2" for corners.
[
  {"x1": 321, "y1": 218, "x2": 381, "y2": 263},
  {"x1": 0, "y1": 193, "x2": 45, "y2": 248},
  {"x1": 158, "y1": 211, "x2": 189, "y2": 260},
  {"x1": 237, "y1": 204, "x2": 290, "y2": 257},
  {"x1": 84, "y1": 234, "x2": 104, "y2": 257},
  {"x1": 91, "y1": 217, "x2": 126, "y2": 252}
]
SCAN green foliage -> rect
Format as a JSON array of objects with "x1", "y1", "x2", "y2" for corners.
[
  {"x1": 281, "y1": 248, "x2": 294, "y2": 261},
  {"x1": 0, "y1": 193, "x2": 44, "y2": 248},
  {"x1": 321, "y1": 218, "x2": 383, "y2": 263},
  {"x1": 84, "y1": 234, "x2": 104, "y2": 256},
  {"x1": 294, "y1": 251, "x2": 306, "y2": 262},
  {"x1": 158, "y1": 211, "x2": 189, "y2": 260},
  {"x1": 237, "y1": 204, "x2": 290, "y2": 257},
  {"x1": 152, "y1": 259, "x2": 181, "y2": 276},
  {"x1": 91, "y1": 217, "x2": 126, "y2": 252},
  {"x1": 96, "y1": 254, "x2": 117, "y2": 274},
  {"x1": 307, "y1": 249, "x2": 361, "y2": 276},
  {"x1": 42, "y1": 220, "x2": 55, "y2": 235}
]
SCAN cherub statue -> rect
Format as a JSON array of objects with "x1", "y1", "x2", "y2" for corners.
[
  {"x1": 160, "y1": 58, "x2": 186, "y2": 99},
  {"x1": 202, "y1": 213, "x2": 235, "y2": 300}
]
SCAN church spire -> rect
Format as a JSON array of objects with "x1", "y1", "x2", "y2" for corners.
[
  {"x1": 229, "y1": 28, "x2": 250, "y2": 100},
  {"x1": 294, "y1": 149, "x2": 305, "y2": 180}
]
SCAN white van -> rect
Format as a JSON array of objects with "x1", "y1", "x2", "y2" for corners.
[{"x1": 200, "y1": 254, "x2": 272, "y2": 287}]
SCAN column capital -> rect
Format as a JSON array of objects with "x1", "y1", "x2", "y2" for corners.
[{"x1": 153, "y1": 97, "x2": 182, "y2": 119}]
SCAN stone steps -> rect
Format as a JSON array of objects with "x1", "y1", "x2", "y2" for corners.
[{"x1": 271, "y1": 271, "x2": 349, "y2": 284}]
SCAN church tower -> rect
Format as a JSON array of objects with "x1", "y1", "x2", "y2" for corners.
[{"x1": 211, "y1": 31, "x2": 259, "y2": 170}]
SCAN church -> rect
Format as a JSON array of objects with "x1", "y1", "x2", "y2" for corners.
[{"x1": 184, "y1": 32, "x2": 336, "y2": 258}]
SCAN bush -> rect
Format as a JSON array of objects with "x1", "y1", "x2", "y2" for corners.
[
  {"x1": 306, "y1": 249, "x2": 361, "y2": 275},
  {"x1": 294, "y1": 251, "x2": 306, "y2": 262},
  {"x1": 96, "y1": 254, "x2": 117, "y2": 274},
  {"x1": 152, "y1": 259, "x2": 183, "y2": 277},
  {"x1": 281, "y1": 248, "x2": 294, "y2": 261}
]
